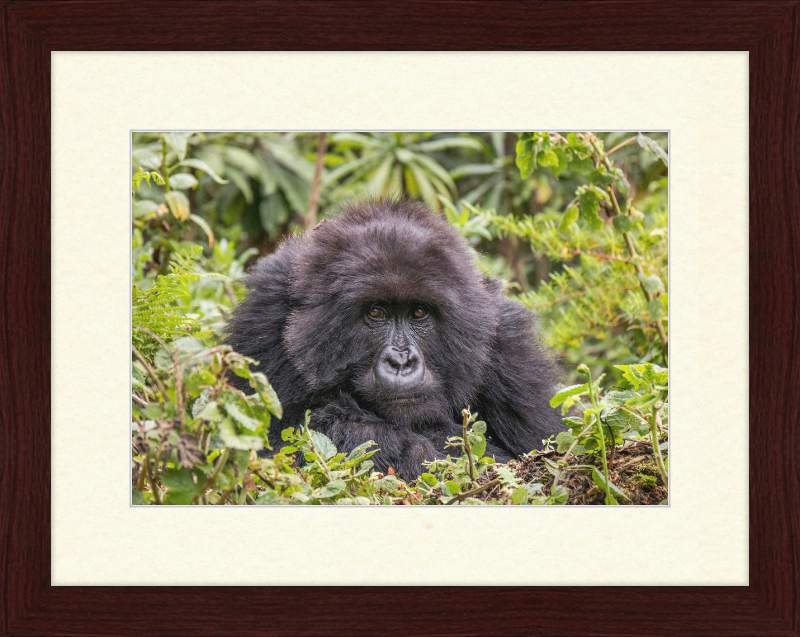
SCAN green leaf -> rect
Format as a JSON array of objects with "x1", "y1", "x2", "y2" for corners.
[
  {"x1": 144, "y1": 403, "x2": 163, "y2": 420},
  {"x1": 420, "y1": 473, "x2": 437, "y2": 486},
  {"x1": 537, "y1": 149, "x2": 558, "y2": 167},
  {"x1": 165, "y1": 190, "x2": 190, "y2": 220},
  {"x1": 550, "y1": 383, "x2": 590, "y2": 407},
  {"x1": 133, "y1": 200, "x2": 160, "y2": 219},
  {"x1": 310, "y1": 430, "x2": 337, "y2": 460},
  {"x1": 591, "y1": 467, "x2": 629, "y2": 500},
  {"x1": 470, "y1": 435, "x2": 487, "y2": 459},
  {"x1": 602, "y1": 407, "x2": 641, "y2": 432},
  {"x1": 154, "y1": 337, "x2": 209, "y2": 370},
  {"x1": 555, "y1": 431, "x2": 575, "y2": 453},
  {"x1": 472, "y1": 420, "x2": 487, "y2": 435},
  {"x1": 511, "y1": 486, "x2": 529, "y2": 504},
  {"x1": 579, "y1": 189, "x2": 603, "y2": 231},
  {"x1": 168, "y1": 173, "x2": 198, "y2": 190},
  {"x1": 317, "y1": 479, "x2": 347, "y2": 498},
  {"x1": 569, "y1": 155, "x2": 593, "y2": 172},
  {"x1": 516, "y1": 138, "x2": 534, "y2": 179},
  {"x1": 549, "y1": 484, "x2": 569, "y2": 504},
  {"x1": 179, "y1": 158, "x2": 229, "y2": 184},
  {"x1": 161, "y1": 467, "x2": 206, "y2": 505},
  {"x1": 566, "y1": 133, "x2": 591, "y2": 157},
  {"x1": 248, "y1": 372, "x2": 283, "y2": 419},
  {"x1": 617, "y1": 176, "x2": 630, "y2": 195},
  {"x1": 445, "y1": 480, "x2": 462, "y2": 494},
  {"x1": 132, "y1": 149, "x2": 161, "y2": 171},
  {"x1": 605, "y1": 390, "x2": 641, "y2": 406},
  {"x1": 550, "y1": 147, "x2": 569, "y2": 178},
  {"x1": 589, "y1": 167, "x2": 615, "y2": 188},
  {"x1": 223, "y1": 400, "x2": 260, "y2": 431},
  {"x1": 414, "y1": 136, "x2": 485, "y2": 152},
  {"x1": 524, "y1": 483, "x2": 544, "y2": 496},
  {"x1": 495, "y1": 466, "x2": 520, "y2": 487},
  {"x1": 637, "y1": 133, "x2": 669, "y2": 166},
  {"x1": 374, "y1": 475, "x2": 400, "y2": 492},
  {"x1": 226, "y1": 167, "x2": 253, "y2": 203},
  {"x1": 637, "y1": 273, "x2": 665, "y2": 295},
  {"x1": 219, "y1": 418, "x2": 264, "y2": 451},
  {"x1": 559, "y1": 205, "x2": 580, "y2": 232},
  {"x1": 612, "y1": 214, "x2": 634, "y2": 233},
  {"x1": 367, "y1": 154, "x2": 394, "y2": 195},
  {"x1": 164, "y1": 132, "x2": 190, "y2": 161},
  {"x1": 188, "y1": 213, "x2": 215, "y2": 249},
  {"x1": 346, "y1": 440, "x2": 376, "y2": 461},
  {"x1": 647, "y1": 299, "x2": 665, "y2": 320}
]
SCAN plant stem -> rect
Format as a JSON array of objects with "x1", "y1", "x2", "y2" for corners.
[
  {"x1": 131, "y1": 345, "x2": 169, "y2": 400},
  {"x1": 462, "y1": 409, "x2": 476, "y2": 483},
  {"x1": 586, "y1": 376, "x2": 612, "y2": 505},
  {"x1": 445, "y1": 478, "x2": 501, "y2": 505},
  {"x1": 606, "y1": 135, "x2": 637, "y2": 156},
  {"x1": 206, "y1": 447, "x2": 231, "y2": 491},
  {"x1": 145, "y1": 448, "x2": 162, "y2": 505},
  {"x1": 649, "y1": 406, "x2": 669, "y2": 487},
  {"x1": 161, "y1": 138, "x2": 170, "y2": 193},
  {"x1": 305, "y1": 432, "x2": 333, "y2": 481},
  {"x1": 305, "y1": 132, "x2": 328, "y2": 230},
  {"x1": 561, "y1": 423, "x2": 595, "y2": 462}
]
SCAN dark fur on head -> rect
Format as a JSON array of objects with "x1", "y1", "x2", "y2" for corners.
[{"x1": 226, "y1": 198, "x2": 563, "y2": 480}]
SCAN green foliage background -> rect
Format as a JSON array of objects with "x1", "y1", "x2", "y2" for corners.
[{"x1": 131, "y1": 131, "x2": 668, "y2": 506}]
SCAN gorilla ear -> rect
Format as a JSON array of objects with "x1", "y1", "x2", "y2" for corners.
[{"x1": 284, "y1": 305, "x2": 364, "y2": 390}]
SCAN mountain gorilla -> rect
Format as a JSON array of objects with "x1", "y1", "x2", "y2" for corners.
[{"x1": 226, "y1": 199, "x2": 563, "y2": 480}]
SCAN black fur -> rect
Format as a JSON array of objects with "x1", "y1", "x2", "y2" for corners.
[{"x1": 226, "y1": 199, "x2": 563, "y2": 480}]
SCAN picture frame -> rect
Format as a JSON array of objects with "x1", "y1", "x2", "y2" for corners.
[{"x1": 1, "y1": 1, "x2": 797, "y2": 635}]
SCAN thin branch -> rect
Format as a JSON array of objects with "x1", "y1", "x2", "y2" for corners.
[
  {"x1": 132, "y1": 324, "x2": 175, "y2": 364},
  {"x1": 606, "y1": 135, "x2": 637, "y2": 156},
  {"x1": 132, "y1": 345, "x2": 168, "y2": 399},
  {"x1": 305, "y1": 132, "x2": 328, "y2": 230},
  {"x1": 462, "y1": 409, "x2": 476, "y2": 483},
  {"x1": 132, "y1": 394, "x2": 149, "y2": 408},
  {"x1": 445, "y1": 478, "x2": 501, "y2": 504},
  {"x1": 537, "y1": 286, "x2": 639, "y2": 309},
  {"x1": 571, "y1": 248, "x2": 637, "y2": 265}
]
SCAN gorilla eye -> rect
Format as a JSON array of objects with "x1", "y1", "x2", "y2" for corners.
[
  {"x1": 368, "y1": 307, "x2": 387, "y2": 319},
  {"x1": 412, "y1": 307, "x2": 428, "y2": 319}
]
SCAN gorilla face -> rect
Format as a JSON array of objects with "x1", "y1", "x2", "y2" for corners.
[{"x1": 354, "y1": 300, "x2": 445, "y2": 426}]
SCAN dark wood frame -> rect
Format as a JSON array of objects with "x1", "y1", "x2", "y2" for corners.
[{"x1": 1, "y1": 1, "x2": 798, "y2": 635}]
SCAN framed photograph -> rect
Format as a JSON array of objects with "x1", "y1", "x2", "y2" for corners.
[{"x1": 2, "y1": 1, "x2": 797, "y2": 635}]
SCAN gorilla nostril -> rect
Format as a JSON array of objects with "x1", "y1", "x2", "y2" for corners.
[
  {"x1": 384, "y1": 347, "x2": 411, "y2": 372},
  {"x1": 376, "y1": 345, "x2": 425, "y2": 387}
]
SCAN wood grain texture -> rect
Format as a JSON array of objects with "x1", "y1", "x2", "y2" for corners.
[{"x1": 1, "y1": 1, "x2": 798, "y2": 635}]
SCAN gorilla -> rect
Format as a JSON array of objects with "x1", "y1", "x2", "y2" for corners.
[{"x1": 226, "y1": 199, "x2": 563, "y2": 480}]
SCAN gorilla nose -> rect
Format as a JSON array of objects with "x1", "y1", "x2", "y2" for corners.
[{"x1": 376, "y1": 346, "x2": 424, "y2": 387}]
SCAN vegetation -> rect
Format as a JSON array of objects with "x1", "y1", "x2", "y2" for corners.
[{"x1": 131, "y1": 130, "x2": 668, "y2": 505}]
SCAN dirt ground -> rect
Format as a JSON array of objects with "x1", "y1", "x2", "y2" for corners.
[{"x1": 477, "y1": 438, "x2": 668, "y2": 505}]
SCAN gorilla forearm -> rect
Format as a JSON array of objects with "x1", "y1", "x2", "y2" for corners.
[
  {"x1": 308, "y1": 400, "x2": 512, "y2": 480},
  {"x1": 309, "y1": 400, "x2": 441, "y2": 480}
]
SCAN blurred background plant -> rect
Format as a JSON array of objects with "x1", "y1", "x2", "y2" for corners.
[{"x1": 132, "y1": 130, "x2": 668, "y2": 385}]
